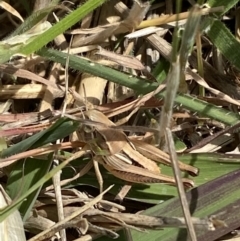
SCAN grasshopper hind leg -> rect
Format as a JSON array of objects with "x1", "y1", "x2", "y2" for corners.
[{"x1": 115, "y1": 184, "x2": 132, "y2": 202}]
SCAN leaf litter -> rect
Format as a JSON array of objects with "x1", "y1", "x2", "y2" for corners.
[{"x1": 0, "y1": 0, "x2": 240, "y2": 240}]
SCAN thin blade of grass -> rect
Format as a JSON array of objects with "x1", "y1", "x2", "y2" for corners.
[
  {"x1": 0, "y1": 149, "x2": 86, "y2": 222},
  {"x1": 165, "y1": 128, "x2": 197, "y2": 241},
  {"x1": 206, "y1": 0, "x2": 239, "y2": 15},
  {"x1": 6, "y1": 157, "x2": 52, "y2": 221},
  {"x1": 158, "y1": 56, "x2": 180, "y2": 148},
  {"x1": 19, "y1": 0, "x2": 108, "y2": 55},
  {"x1": 1, "y1": 118, "x2": 79, "y2": 158},
  {"x1": 131, "y1": 169, "x2": 240, "y2": 241},
  {"x1": 1, "y1": 118, "x2": 79, "y2": 222},
  {"x1": 38, "y1": 48, "x2": 240, "y2": 125},
  {"x1": 203, "y1": 16, "x2": 240, "y2": 71},
  {"x1": 8, "y1": 3, "x2": 58, "y2": 37},
  {"x1": 0, "y1": 0, "x2": 107, "y2": 64}
]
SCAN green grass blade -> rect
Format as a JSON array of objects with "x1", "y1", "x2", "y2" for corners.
[
  {"x1": 96, "y1": 169, "x2": 240, "y2": 241},
  {"x1": 179, "y1": 152, "x2": 240, "y2": 163},
  {"x1": 179, "y1": 5, "x2": 201, "y2": 73},
  {"x1": 130, "y1": 169, "x2": 240, "y2": 241},
  {"x1": 0, "y1": 151, "x2": 81, "y2": 222},
  {"x1": 6, "y1": 157, "x2": 52, "y2": 221},
  {"x1": 9, "y1": 4, "x2": 57, "y2": 37},
  {"x1": 206, "y1": 0, "x2": 239, "y2": 15},
  {"x1": 203, "y1": 16, "x2": 240, "y2": 71},
  {"x1": 1, "y1": 118, "x2": 79, "y2": 158},
  {"x1": 0, "y1": 0, "x2": 107, "y2": 64},
  {"x1": 152, "y1": 58, "x2": 169, "y2": 83},
  {"x1": 19, "y1": 0, "x2": 107, "y2": 55},
  {"x1": 38, "y1": 48, "x2": 240, "y2": 125},
  {"x1": 0, "y1": 2, "x2": 59, "y2": 63},
  {"x1": 1, "y1": 118, "x2": 79, "y2": 221}
]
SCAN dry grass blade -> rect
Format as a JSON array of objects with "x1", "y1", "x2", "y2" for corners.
[
  {"x1": 71, "y1": 0, "x2": 150, "y2": 48},
  {"x1": 28, "y1": 185, "x2": 114, "y2": 241},
  {"x1": 51, "y1": 32, "x2": 72, "y2": 241},
  {"x1": 0, "y1": 1, "x2": 24, "y2": 23},
  {"x1": 80, "y1": 4, "x2": 223, "y2": 42},
  {"x1": 158, "y1": 57, "x2": 180, "y2": 149},
  {"x1": 158, "y1": 4, "x2": 202, "y2": 149},
  {"x1": 137, "y1": 6, "x2": 224, "y2": 29},
  {"x1": 155, "y1": 6, "x2": 202, "y2": 239},
  {"x1": 0, "y1": 84, "x2": 63, "y2": 100},
  {"x1": 96, "y1": 46, "x2": 146, "y2": 71},
  {"x1": 0, "y1": 141, "x2": 85, "y2": 168},
  {"x1": 187, "y1": 68, "x2": 240, "y2": 106},
  {"x1": 44, "y1": 160, "x2": 94, "y2": 192},
  {"x1": 121, "y1": 0, "x2": 150, "y2": 30},
  {"x1": 84, "y1": 209, "x2": 217, "y2": 231},
  {"x1": 179, "y1": 4, "x2": 202, "y2": 77},
  {"x1": 165, "y1": 128, "x2": 197, "y2": 241},
  {"x1": 0, "y1": 64, "x2": 64, "y2": 93}
]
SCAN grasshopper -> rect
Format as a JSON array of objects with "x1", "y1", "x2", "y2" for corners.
[{"x1": 80, "y1": 109, "x2": 198, "y2": 195}]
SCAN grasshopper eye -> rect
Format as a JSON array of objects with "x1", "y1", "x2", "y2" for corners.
[
  {"x1": 77, "y1": 124, "x2": 91, "y2": 133},
  {"x1": 83, "y1": 125, "x2": 95, "y2": 133}
]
